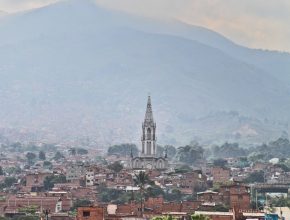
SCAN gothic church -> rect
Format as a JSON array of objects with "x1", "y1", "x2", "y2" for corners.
[{"x1": 131, "y1": 96, "x2": 168, "y2": 170}]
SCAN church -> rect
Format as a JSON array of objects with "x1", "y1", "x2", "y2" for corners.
[{"x1": 131, "y1": 96, "x2": 168, "y2": 170}]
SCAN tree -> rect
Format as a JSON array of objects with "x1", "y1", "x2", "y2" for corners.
[
  {"x1": 244, "y1": 171, "x2": 265, "y2": 183},
  {"x1": 134, "y1": 171, "x2": 150, "y2": 216},
  {"x1": 191, "y1": 214, "x2": 210, "y2": 220},
  {"x1": 53, "y1": 151, "x2": 64, "y2": 161},
  {"x1": 26, "y1": 152, "x2": 36, "y2": 165},
  {"x1": 5, "y1": 166, "x2": 21, "y2": 175},
  {"x1": 44, "y1": 174, "x2": 66, "y2": 190},
  {"x1": 164, "y1": 189, "x2": 182, "y2": 202},
  {"x1": 213, "y1": 159, "x2": 228, "y2": 168},
  {"x1": 76, "y1": 148, "x2": 88, "y2": 155},
  {"x1": 18, "y1": 205, "x2": 37, "y2": 215},
  {"x1": 164, "y1": 145, "x2": 177, "y2": 159},
  {"x1": 176, "y1": 143, "x2": 204, "y2": 165},
  {"x1": 4, "y1": 177, "x2": 17, "y2": 187},
  {"x1": 174, "y1": 165, "x2": 192, "y2": 173},
  {"x1": 146, "y1": 185, "x2": 164, "y2": 198},
  {"x1": 212, "y1": 142, "x2": 247, "y2": 159},
  {"x1": 98, "y1": 187, "x2": 130, "y2": 204},
  {"x1": 107, "y1": 144, "x2": 139, "y2": 157},
  {"x1": 108, "y1": 161, "x2": 123, "y2": 173},
  {"x1": 39, "y1": 151, "x2": 46, "y2": 160},
  {"x1": 0, "y1": 166, "x2": 3, "y2": 175},
  {"x1": 71, "y1": 199, "x2": 93, "y2": 211},
  {"x1": 43, "y1": 161, "x2": 52, "y2": 169},
  {"x1": 69, "y1": 147, "x2": 77, "y2": 156}
]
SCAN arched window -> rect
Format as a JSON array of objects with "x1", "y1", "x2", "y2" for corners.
[
  {"x1": 147, "y1": 141, "x2": 151, "y2": 155},
  {"x1": 135, "y1": 159, "x2": 140, "y2": 168},
  {"x1": 147, "y1": 128, "x2": 151, "y2": 139},
  {"x1": 158, "y1": 160, "x2": 163, "y2": 169}
]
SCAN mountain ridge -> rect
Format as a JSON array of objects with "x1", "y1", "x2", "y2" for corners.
[{"x1": 0, "y1": 0, "x2": 289, "y2": 146}]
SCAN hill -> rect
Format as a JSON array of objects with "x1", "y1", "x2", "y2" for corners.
[{"x1": 0, "y1": 0, "x2": 289, "y2": 146}]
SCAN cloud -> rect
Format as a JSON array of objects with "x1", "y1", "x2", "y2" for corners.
[
  {"x1": 95, "y1": 0, "x2": 290, "y2": 52},
  {"x1": 0, "y1": 0, "x2": 289, "y2": 52},
  {"x1": 0, "y1": 0, "x2": 58, "y2": 12}
]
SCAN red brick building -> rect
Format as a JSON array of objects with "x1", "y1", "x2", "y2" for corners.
[
  {"x1": 25, "y1": 171, "x2": 52, "y2": 192},
  {"x1": 211, "y1": 167, "x2": 231, "y2": 183},
  {"x1": 77, "y1": 206, "x2": 104, "y2": 220}
]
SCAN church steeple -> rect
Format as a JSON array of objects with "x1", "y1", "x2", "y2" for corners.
[
  {"x1": 141, "y1": 96, "x2": 156, "y2": 156},
  {"x1": 144, "y1": 96, "x2": 154, "y2": 125},
  {"x1": 131, "y1": 95, "x2": 168, "y2": 170}
]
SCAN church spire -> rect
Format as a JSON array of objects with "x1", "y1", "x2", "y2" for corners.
[
  {"x1": 144, "y1": 95, "x2": 154, "y2": 124},
  {"x1": 141, "y1": 95, "x2": 156, "y2": 156}
]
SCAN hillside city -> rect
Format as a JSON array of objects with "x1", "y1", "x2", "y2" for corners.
[
  {"x1": 0, "y1": 97, "x2": 289, "y2": 220},
  {"x1": 0, "y1": 1, "x2": 290, "y2": 220}
]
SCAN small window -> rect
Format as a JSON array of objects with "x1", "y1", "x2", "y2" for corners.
[{"x1": 83, "y1": 211, "x2": 90, "y2": 217}]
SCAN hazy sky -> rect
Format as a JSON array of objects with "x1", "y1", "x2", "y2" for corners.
[{"x1": 0, "y1": 0, "x2": 289, "y2": 52}]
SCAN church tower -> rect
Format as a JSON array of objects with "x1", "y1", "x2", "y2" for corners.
[
  {"x1": 141, "y1": 96, "x2": 156, "y2": 156},
  {"x1": 131, "y1": 96, "x2": 168, "y2": 170}
]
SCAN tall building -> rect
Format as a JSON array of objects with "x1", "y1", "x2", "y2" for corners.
[{"x1": 131, "y1": 96, "x2": 168, "y2": 170}]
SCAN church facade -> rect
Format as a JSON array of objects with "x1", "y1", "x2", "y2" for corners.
[{"x1": 131, "y1": 96, "x2": 168, "y2": 170}]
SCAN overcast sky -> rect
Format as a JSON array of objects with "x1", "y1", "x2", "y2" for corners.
[{"x1": 0, "y1": 0, "x2": 289, "y2": 52}]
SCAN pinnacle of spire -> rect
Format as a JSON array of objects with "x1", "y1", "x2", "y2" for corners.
[{"x1": 144, "y1": 95, "x2": 154, "y2": 124}]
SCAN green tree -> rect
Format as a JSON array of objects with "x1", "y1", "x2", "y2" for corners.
[
  {"x1": 213, "y1": 158, "x2": 228, "y2": 168},
  {"x1": 108, "y1": 161, "x2": 123, "y2": 173},
  {"x1": 18, "y1": 205, "x2": 37, "y2": 215},
  {"x1": 134, "y1": 171, "x2": 150, "y2": 216},
  {"x1": 176, "y1": 143, "x2": 204, "y2": 165},
  {"x1": 164, "y1": 189, "x2": 182, "y2": 202},
  {"x1": 244, "y1": 171, "x2": 265, "y2": 183},
  {"x1": 71, "y1": 199, "x2": 93, "y2": 211},
  {"x1": 98, "y1": 187, "x2": 130, "y2": 204},
  {"x1": 53, "y1": 151, "x2": 64, "y2": 161},
  {"x1": 107, "y1": 144, "x2": 139, "y2": 157},
  {"x1": 69, "y1": 147, "x2": 76, "y2": 156},
  {"x1": 44, "y1": 174, "x2": 66, "y2": 190},
  {"x1": 39, "y1": 151, "x2": 46, "y2": 160},
  {"x1": 26, "y1": 152, "x2": 36, "y2": 165},
  {"x1": 76, "y1": 148, "x2": 88, "y2": 155},
  {"x1": 5, "y1": 166, "x2": 21, "y2": 175},
  {"x1": 43, "y1": 161, "x2": 52, "y2": 169},
  {"x1": 174, "y1": 165, "x2": 192, "y2": 173},
  {"x1": 4, "y1": 177, "x2": 17, "y2": 187},
  {"x1": 212, "y1": 142, "x2": 247, "y2": 159},
  {"x1": 146, "y1": 185, "x2": 164, "y2": 198},
  {"x1": 0, "y1": 166, "x2": 4, "y2": 175},
  {"x1": 191, "y1": 214, "x2": 210, "y2": 220}
]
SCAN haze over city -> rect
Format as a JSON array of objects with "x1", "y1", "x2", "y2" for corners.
[
  {"x1": 0, "y1": 1, "x2": 290, "y2": 220},
  {"x1": 0, "y1": 0, "x2": 290, "y2": 52}
]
